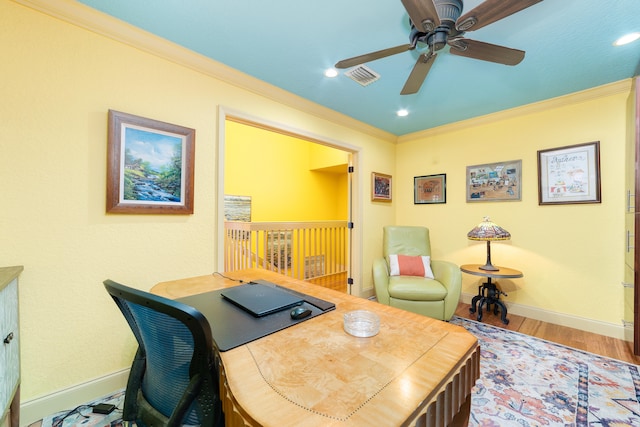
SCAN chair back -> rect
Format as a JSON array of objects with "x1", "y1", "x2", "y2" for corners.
[
  {"x1": 104, "y1": 279, "x2": 223, "y2": 427},
  {"x1": 383, "y1": 226, "x2": 432, "y2": 258}
]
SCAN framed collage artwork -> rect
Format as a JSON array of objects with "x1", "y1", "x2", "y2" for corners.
[{"x1": 466, "y1": 160, "x2": 522, "y2": 202}]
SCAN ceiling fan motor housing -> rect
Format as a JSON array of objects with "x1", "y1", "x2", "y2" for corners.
[
  {"x1": 419, "y1": 0, "x2": 464, "y2": 51},
  {"x1": 435, "y1": 0, "x2": 463, "y2": 24}
]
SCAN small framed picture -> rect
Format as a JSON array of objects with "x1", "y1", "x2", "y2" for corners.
[
  {"x1": 371, "y1": 172, "x2": 392, "y2": 202},
  {"x1": 414, "y1": 174, "x2": 446, "y2": 204},
  {"x1": 107, "y1": 110, "x2": 195, "y2": 214},
  {"x1": 466, "y1": 160, "x2": 522, "y2": 202},
  {"x1": 537, "y1": 141, "x2": 601, "y2": 205}
]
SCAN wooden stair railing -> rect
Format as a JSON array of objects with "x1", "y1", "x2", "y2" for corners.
[{"x1": 224, "y1": 221, "x2": 349, "y2": 292}]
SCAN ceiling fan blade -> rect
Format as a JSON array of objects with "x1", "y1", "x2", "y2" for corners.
[
  {"x1": 456, "y1": 0, "x2": 543, "y2": 32},
  {"x1": 401, "y1": 0, "x2": 440, "y2": 33},
  {"x1": 448, "y1": 38, "x2": 524, "y2": 65},
  {"x1": 335, "y1": 44, "x2": 413, "y2": 69},
  {"x1": 401, "y1": 52, "x2": 437, "y2": 95}
]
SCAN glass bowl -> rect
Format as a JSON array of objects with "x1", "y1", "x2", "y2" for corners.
[{"x1": 343, "y1": 310, "x2": 380, "y2": 337}]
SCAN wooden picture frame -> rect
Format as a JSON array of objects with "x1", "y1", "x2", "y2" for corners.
[
  {"x1": 466, "y1": 160, "x2": 522, "y2": 202},
  {"x1": 107, "y1": 110, "x2": 195, "y2": 214},
  {"x1": 537, "y1": 141, "x2": 601, "y2": 205},
  {"x1": 371, "y1": 172, "x2": 392, "y2": 202},
  {"x1": 414, "y1": 174, "x2": 446, "y2": 204}
]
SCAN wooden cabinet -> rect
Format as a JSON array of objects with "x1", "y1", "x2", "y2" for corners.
[{"x1": 0, "y1": 267, "x2": 22, "y2": 427}]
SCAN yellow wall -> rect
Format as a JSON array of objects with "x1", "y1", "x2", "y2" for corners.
[
  {"x1": 1, "y1": 0, "x2": 635, "y2": 416},
  {"x1": 224, "y1": 121, "x2": 348, "y2": 221},
  {"x1": 0, "y1": 0, "x2": 394, "y2": 405},
  {"x1": 396, "y1": 86, "x2": 629, "y2": 325}
]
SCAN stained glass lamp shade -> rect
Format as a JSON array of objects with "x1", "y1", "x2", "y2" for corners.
[{"x1": 467, "y1": 217, "x2": 511, "y2": 271}]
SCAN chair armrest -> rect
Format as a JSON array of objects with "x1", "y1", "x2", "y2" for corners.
[
  {"x1": 431, "y1": 260, "x2": 461, "y2": 290},
  {"x1": 372, "y1": 258, "x2": 391, "y2": 305},
  {"x1": 431, "y1": 260, "x2": 462, "y2": 320}
]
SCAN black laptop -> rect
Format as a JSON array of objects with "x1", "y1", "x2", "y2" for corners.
[{"x1": 220, "y1": 282, "x2": 303, "y2": 317}]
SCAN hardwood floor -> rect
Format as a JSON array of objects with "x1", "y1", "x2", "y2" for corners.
[
  {"x1": 455, "y1": 302, "x2": 640, "y2": 365},
  {"x1": 307, "y1": 272, "x2": 348, "y2": 293}
]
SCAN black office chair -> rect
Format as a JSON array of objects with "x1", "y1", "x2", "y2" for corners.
[{"x1": 104, "y1": 279, "x2": 224, "y2": 427}]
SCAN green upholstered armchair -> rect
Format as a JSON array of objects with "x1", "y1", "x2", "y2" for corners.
[{"x1": 373, "y1": 226, "x2": 462, "y2": 321}]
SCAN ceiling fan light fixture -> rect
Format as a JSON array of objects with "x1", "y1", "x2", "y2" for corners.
[{"x1": 430, "y1": 30, "x2": 449, "y2": 51}]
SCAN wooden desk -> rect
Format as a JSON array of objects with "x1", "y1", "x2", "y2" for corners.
[
  {"x1": 460, "y1": 264, "x2": 523, "y2": 325},
  {"x1": 152, "y1": 269, "x2": 479, "y2": 427}
]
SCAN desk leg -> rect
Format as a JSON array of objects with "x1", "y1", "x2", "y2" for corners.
[{"x1": 449, "y1": 394, "x2": 471, "y2": 427}]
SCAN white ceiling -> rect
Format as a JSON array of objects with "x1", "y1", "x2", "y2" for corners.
[{"x1": 75, "y1": 0, "x2": 640, "y2": 136}]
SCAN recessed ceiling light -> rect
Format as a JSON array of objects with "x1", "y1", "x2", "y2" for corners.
[
  {"x1": 396, "y1": 109, "x2": 409, "y2": 117},
  {"x1": 324, "y1": 68, "x2": 338, "y2": 78},
  {"x1": 614, "y1": 32, "x2": 640, "y2": 46}
]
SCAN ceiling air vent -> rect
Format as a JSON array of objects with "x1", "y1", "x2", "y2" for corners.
[{"x1": 345, "y1": 65, "x2": 380, "y2": 87}]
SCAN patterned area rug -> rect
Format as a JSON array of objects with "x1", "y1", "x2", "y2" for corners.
[
  {"x1": 41, "y1": 317, "x2": 640, "y2": 426},
  {"x1": 450, "y1": 316, "x2": 640, "y2": 426}
]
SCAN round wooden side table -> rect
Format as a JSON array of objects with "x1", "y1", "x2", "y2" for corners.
[{"x1": 460, "y1": 264, "x2": 523, "y2": 324}]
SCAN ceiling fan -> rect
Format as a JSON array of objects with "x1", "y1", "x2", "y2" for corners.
[{"x1": 335, "y1": 0, "x2": 543, "y2": 95}]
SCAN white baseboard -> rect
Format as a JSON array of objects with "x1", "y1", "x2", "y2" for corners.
[
  {"x1": 20, "y1": 369, "x2": 129, "y2": 427},
  {"x1": 460, "y1": 292, "x2": 629, "y2": 341}
]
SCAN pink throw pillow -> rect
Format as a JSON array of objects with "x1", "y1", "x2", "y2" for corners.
[{"x1": 388, "y1": 254, "x2": 434, "y2": 279}]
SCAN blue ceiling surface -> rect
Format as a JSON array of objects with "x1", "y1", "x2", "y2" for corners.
[{"x1": 76, "y1": 0, "x2": 640, "y2": 136}]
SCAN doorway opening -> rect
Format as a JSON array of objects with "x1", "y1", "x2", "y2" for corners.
[{"x1": 217, "y1": 109, "x2": 362, "y2": 295}]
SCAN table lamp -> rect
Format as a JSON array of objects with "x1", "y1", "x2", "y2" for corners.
[{"x1": 467, "y1": 216, "x2": 511, "y2": 271}]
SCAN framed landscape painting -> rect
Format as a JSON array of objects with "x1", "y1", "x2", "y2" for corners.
[{"x1": 106, "y1": 110, "x2": 195, "y2": 214}]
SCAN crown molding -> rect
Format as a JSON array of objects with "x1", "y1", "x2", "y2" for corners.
[
  {"x1": 15, "y1": 0, "x2": 628, "y2": 145},
  {"x1": 12, "y1": 0, "x2": 397, "y2": 143},
  {"x1": 398, "y1": 79, "x2": 633, "y2": 143}
]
